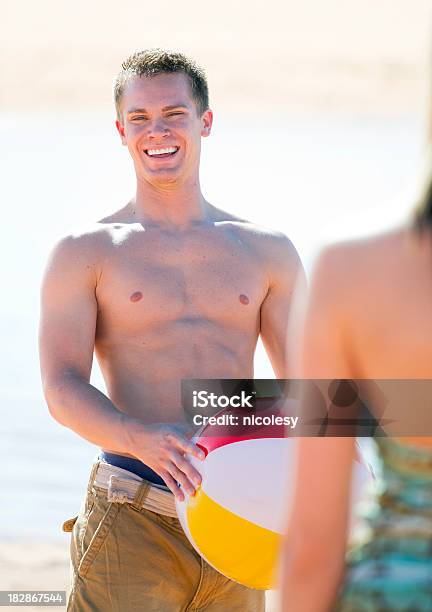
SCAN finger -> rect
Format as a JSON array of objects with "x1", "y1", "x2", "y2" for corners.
[
  {"x1": 167, "y1": 434, "x2": 205, "y2": 460},
  {"x1": 160, "y1": 470, "x2": 185, "y2": 501},
  {"x1": 133, "y1": 457, "x2": 183, "y2": 498},
  {"x1": 167, "y1": 461, "x2": 196, "y2": 496},
  {"x1": 171, "y1": 452, "x2": 202, "y2": 488}
]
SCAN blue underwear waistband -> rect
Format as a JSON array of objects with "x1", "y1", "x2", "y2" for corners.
[{"x1": 99, "y1": 451, "x2": 167, "y2": 488}]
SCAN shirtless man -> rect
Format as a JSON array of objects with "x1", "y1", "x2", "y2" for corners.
[{"x1": 39, "y1": 49, "x2": 302, "y2": 611}]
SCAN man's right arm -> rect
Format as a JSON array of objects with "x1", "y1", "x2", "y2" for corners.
[{"x1": 39, "y1": 233, "x2": 203, "y2": 499}]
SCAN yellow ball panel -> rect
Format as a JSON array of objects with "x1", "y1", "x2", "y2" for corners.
[{"x1": 186, "y1": 487, "x2": 280, "y2": 590}]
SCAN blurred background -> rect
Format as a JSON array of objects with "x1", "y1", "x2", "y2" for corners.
[{"x1": 1, "y1": 0, "x2": 431, "y2": 605}]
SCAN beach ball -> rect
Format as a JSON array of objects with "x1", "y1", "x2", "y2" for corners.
[{"x1": 176, "y1": 401, "x2": 374, "y2": 590}]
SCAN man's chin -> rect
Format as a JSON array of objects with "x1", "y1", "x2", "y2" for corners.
[{"x1": 143, "y1": 168, "x2": 184, "y2": 187}]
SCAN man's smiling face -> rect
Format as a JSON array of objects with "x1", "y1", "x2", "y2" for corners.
[{"x1": 116, "y1": 72, "x2": 213, "y2": 187}]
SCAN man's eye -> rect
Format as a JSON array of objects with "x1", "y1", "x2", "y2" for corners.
[
  {"x1": 167, "y1": 112, "x2": 183, "y2": 117},
  {"x1": 133, "y1": 115, "x2": 148, "y2": 120}
]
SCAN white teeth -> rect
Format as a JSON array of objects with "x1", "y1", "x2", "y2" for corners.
[{"x1": 147, "y1": 147, "x2": 178, "y2": 156}]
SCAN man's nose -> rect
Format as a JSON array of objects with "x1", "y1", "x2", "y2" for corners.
[{"x1": 147, "y1": 118, "x2": 169, "y2": 138}]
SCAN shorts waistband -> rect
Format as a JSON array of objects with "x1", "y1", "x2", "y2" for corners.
[
  {"x1": 99, "y1": 451, "x2": 167, "y2": 487},
  {"x1": 93, "y1": 460, "x2": 177, "y2": 518}
]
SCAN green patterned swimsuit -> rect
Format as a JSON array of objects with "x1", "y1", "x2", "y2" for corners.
[{"x1": 336, "y1": 438, "x2": 432, "y2": 611}]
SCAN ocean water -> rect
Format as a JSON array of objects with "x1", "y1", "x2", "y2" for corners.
[{"x1": 0, "y1": 113, "x2": 423, "y2": 539}]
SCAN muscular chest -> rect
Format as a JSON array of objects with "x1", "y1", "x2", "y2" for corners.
[{"x1": 96, "y1": 228, "x2": 268, "y2": 330}]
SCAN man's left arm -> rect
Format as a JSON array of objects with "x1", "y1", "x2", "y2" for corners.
[{"x1": 259, "y1": 235, "x2": 305, "y2": 378}]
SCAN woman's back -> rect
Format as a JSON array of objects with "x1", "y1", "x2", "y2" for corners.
[
  {"x1": 281, "y1": 223, "x2": 432, "y2": 611},
  {"x1": 319, "y1": 226, "x2": 432, "y2": 610},
  {"x1": 342, "y1": 226, "x2": 432, "y2": 381}
]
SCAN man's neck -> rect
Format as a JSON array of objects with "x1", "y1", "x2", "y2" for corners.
[{"x1": 131, "y1": 176, "x2": 211, "y2": 229}]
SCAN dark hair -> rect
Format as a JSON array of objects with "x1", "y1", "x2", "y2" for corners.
[{"x1": 114, "y1": 48, "x2": 209, "y2": 120}]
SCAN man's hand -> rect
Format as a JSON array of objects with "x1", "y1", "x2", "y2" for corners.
[{"x1": 128, "y1": 421, "x2": 205, "y2": 501}]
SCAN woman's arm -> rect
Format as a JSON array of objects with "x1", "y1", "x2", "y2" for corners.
[
  {"x1": 279, "y1": 437, "x2": 355, "y2": 612},
  {"x1": 279, "y1": 246, "x2": 357, "y2": 611}
]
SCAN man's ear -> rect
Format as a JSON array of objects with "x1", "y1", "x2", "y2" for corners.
[
  {"x1": 115, "y1": 120, "x2": 127, "y2": 146},
  {"x1": 201, "y1": 109, "x2": 213, "y2": 137}
]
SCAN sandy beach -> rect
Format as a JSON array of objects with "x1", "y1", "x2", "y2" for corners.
[
  {"x1": 2, "y1": 0, "x2": 431, "y2": 608},
  {"x1": 2, "y1": 0, "x2": 431, "y2": 118},
  {"x1": 0, "y1": 540, "x2": 70, "y2": 608}
]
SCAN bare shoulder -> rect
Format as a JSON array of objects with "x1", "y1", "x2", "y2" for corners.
[
  {"x1": 48, "y1": 199, "x2": 146, "y2": 258},
  {"x1": 44, "y1": 222, "x2": 127, "y2": 285},
  {"x1": 48, "y1": 223, "x2": 115, "y2": 261},
  {"x1": 314, "y1": 227, "x2": 406, "y2": 282},
  {"x1": 217, "y1": 213, "x2": 301, "y2": 268},
  {"x1": 310, "y1": 227, "x2": 408, "y2": 313}
]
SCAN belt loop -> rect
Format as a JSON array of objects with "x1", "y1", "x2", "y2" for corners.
[
  {"x1": 131, "y1": 480, "x2": 151, "y2": 511},
  {"x1": 87, "y1": 460, "x2": 100, "y2": 495}
]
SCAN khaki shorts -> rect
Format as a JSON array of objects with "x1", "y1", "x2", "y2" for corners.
[{"x1": 64, "y1": 461, "x2": 265, "y2": 611}]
